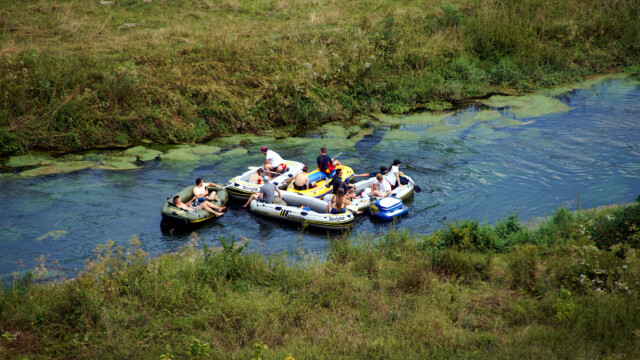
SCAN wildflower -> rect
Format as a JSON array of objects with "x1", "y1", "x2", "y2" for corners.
[
  {"x1": 369, "y1": 55, "x2": 376, "y2": 60},
  {"x1": 303, "y1": 62, "x2": 312, "y2": 69},
  {"x1": 365, "y1": 62, "x2": 371, "y2": 69},
  {"x1": 310, "y1": 39, "x2": 316, "y2": 44}
]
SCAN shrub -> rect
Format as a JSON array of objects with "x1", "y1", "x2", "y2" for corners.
[
  {"x1": 508, "y1": 244, "x2": 539, "y2": 294},
  {"x1": 437, "y1": 219, "x2": 495, "y2": 252},
  {"x1": 431, "y1": 249, "x2": 492, "y2": 281},
  {"x1": 589, "y1": 203, "x2": 640, "y2": 250}
]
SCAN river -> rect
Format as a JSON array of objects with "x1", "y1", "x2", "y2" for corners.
[{"x1": 1, "y1": 75, "x2": 639, "y2": 280}]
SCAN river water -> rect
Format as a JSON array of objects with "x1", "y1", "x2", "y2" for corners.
[{"x1": 1, "y1": 75, "x2": 639, "y2": 280}]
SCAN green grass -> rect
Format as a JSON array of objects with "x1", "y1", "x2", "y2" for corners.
[
  {"x1": 2, "y1": 202, "x2": 640, "y2": 359},
  {"x1": 1, "y1": 0, "x2": 639, "y2": 155}
]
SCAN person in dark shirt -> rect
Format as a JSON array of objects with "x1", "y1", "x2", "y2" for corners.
[
  {"x1": 317, "y1": 146, "x2": 342, "y2": 174},
  {"x1": 329, "y1": 168, "x2": 354, "y2": 194}
]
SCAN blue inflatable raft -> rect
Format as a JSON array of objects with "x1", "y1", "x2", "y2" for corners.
[{"x1": 369, "y1": 197, "x2": 409, "y2": 221}]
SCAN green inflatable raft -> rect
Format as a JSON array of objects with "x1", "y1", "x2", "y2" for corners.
[{"x1": 161, "y1": 185, "x2": 228, "y2": 225}]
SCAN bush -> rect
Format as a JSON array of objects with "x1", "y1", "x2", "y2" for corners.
[
  {"x1": 508, "y1": 244, "x2": 539, "y2": 293},
  {"x1": 431, "y1": 249, "x2": 492, "y2": 281},
  {"x1": 589, "y1": 203, "x2": 640, "y2": 250},
  {"x1": 437, "y1": 219, "x2": 496, "y2": 252}
]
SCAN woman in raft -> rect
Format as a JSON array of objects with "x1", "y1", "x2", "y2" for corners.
[{"x1": 326, "y1": 188, "x2": 347, "y2": 214}]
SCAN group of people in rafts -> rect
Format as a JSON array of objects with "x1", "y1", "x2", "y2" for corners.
[{"x1": 240, "y1": 146, "x2": 404, "y2": 216}]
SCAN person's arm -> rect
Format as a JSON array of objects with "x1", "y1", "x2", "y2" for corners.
[
  {"x1": 276, "y1": 188, "x2": 282, "y2": 198},
  {"x1": 395, "y1": 172, "x2": 401, "y2": 186},
  {"x1": 353, "y1": 173, "x2": 369, "y2": 177}
]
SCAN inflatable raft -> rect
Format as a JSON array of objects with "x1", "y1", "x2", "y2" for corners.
[
  {"x1": 324, "y1": 173, "x2": 415, "y2": 212},
  {"x1": 226, "y1": 160, "x2": 304, "y2": 200},
  {"x1": 249, "y1": 191, "x2": 355, "y2": 230},
  {"x1": 285, "y1": 165, "x2": 355, "y2": 199},
  {"x1": 370, "y1": 197, "x2": 409, "y2": 221},
  {"x1": 161, "y1": 185, "x2": 228, "y2": 225}
]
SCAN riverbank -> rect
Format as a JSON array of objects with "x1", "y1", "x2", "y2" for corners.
[
  {"x1": 1, "y1": 0, "x2": 639, "y2": 155},
  {"x1": 1, "y1": 201, "x2": 639, "y2": 359}
]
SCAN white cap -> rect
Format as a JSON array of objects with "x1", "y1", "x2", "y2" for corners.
[{"x1": 263, "y1": 175, "x2": 270, "y2": 182}]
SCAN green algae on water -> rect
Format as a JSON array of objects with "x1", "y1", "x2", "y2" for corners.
[
  {"x1": 36, "y1": 230, "x2": 67, "y2": 242},
  {"x1": 480, "y1": 94, "x2": 572, "y2": 119},
  {"x1": 383, "y1": 130, "x2": 422, "y2": 141},
  {"x1": 6, "y1": 155, "x2": 53, "y2": 168},
  {"x1": 372, "y1": 112, "x2": 450, "y2": 125},
  {"x1": 124, "y1": 146, "x2": 162, "y2": 162},
  {"x1": 20, "y1": 161, "x2": 94, "y2": 177},
  {"x1": 208, "y1": 134, "x2": 276, "y2": 147},
  {"x1": 159, "y1": 145, "x2": 220, "y2": 163}
]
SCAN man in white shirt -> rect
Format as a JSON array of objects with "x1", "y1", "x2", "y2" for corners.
[
  {"x1": 261, "y1": 146, "x2": 286, "y2": 179},
  {"x1": 371, "y1": 173, "x2": 392, "y2": 198}
]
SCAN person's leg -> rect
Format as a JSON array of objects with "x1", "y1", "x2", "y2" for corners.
[
  {"x1": 333, "y1": 160, "x2": 342, "y2": 167},
  {"x1": 243, "y1": 193, "x2": 258, "y2": 207},
  {"x1": 198, "y1": 204, "x2": 224, "y2": 216},
  {"x1": 204, "y1": 201, "x2": 226, "y2": 211},
  {"x1": 275, "y1": 164, "x2": 285, "y2": 175},
  {"x1": 205, "y1": 191, "x2": 218, "y2": 201}
]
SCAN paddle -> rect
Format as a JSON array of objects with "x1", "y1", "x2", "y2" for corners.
[
  {"x1": 332, "y1": 152, "x2": 343, "y2": 162},
  {"x1": 404, "y1": 176, "x2": 422, "y2": 193}
]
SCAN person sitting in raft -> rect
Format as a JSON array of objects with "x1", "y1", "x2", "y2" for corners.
[
  {"x1": 173, "y1": 195, "x2": 226, "y2": 217},
  {"x1": 249, "y1": 168, "x2": 265, "y2": 184},
  {"x1": 353, "y1": 166, "x2": 388, "y2": 179},
  {"x1": 326, "y1": 188, "x2": 347, "y2": 214},
  {"x1": 261, "y1": 146, "x2": 286, "y2": 179},
  {"x1": 386, "y1": 159, "x2": 403, "y2": 189},
  {"x1": 193, "y1": 177, "x2": 222, "y2": 202},
  {"x1": 371, "y1": 173, "x2": 392, "y2": 198},
  {"x1": 317, "y1": 146, "x2": 342, "y2": 175},
  {"x1": 292, "y1": 165, "x2": 316, "y2": 190},
  {"x1": 344, "y1": 188, "x2": 363, "y2": 215},
  {"x1": 243, "y1": 176, "x2": 287, "y2": 207},
  {"x1": 328, "y1": 168, "x2": 355, "y2": 194}
]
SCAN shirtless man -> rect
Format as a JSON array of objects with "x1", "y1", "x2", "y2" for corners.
[
  {"x1": 292, "y1": 166, "x2": 315, "y2": 190},
  {"x1": 261, "y1": 146, "x2": 286, "y2": 179},
  {"x1": 371, "y1": 173, "x2": 392, "y2": 198},
  {"x1": 173, "y1": 196, "x2": 225, "y2": 217},
  {"x1": 193, "y1": 177, "x2": 222, "y2": 201},
  {"x1": 249, "y1": 168, "x2": 265, "y2": 184}
]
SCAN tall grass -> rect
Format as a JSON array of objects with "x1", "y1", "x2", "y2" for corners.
[
  {"x1": 1, "y1": 0, "x2": 639, "y2": 154},
  {"x1": 2, "y1": 203, "x2": 640, "y2": 358}
]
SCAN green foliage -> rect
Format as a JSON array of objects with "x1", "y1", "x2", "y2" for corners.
[
  {"x1": 589, "y1": 203, "x2": 640, "y2": 250},
  {"x1": 198, "y1": 235, "x2": 249, "y2": 284},
  {"x1": 437, "y1": 3, "x2": 462, "y2": 28},
  {"x1": 508, "y1": 244, "x2": 539, "y2": 293},
  {"x1": 3, "y1": 205, "x2": 640, "y2": 358},
  {"x1": 1, "y1": 0, "x2": 639, "y2": 154},
  {"x1": 437, "y1": 219, "x2": 496, "y2": 251}
]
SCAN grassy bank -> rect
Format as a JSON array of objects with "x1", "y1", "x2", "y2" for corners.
[
  {"x1": 1, "y1": 0, "x2": 639, "y2": 155},
  {"x1": 1, "y1": 201, "x2": 639, "y2": 359}
]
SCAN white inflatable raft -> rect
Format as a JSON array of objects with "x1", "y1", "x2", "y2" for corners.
[
  {"x1": 249, "y1": 191, "x2": 355, "y2": 230},
  {"x1": 226, "y1": 160, "x2": 304, "y2": 200},
  {"x1": 324, "y1": 173, "x2": 416, "y2": 212}
]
